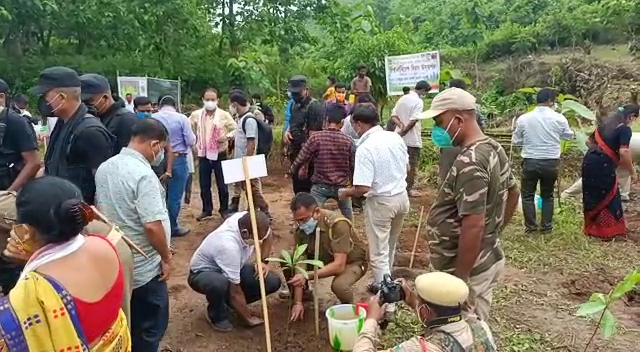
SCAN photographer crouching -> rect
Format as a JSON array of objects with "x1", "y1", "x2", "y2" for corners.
[{"x1": 353, "y1": 272, "x2": 496, "y2": 351}]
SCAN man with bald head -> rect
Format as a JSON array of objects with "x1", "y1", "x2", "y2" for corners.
[
  {"x1": 31, "y1": 66, "x2": 114, "y2": 205},
  {"x1": 188, "y1": 210, "x2": 281, "y2": 332},
  {"x1": 423, "y1": 88, "x2": 520, "y2": 321}
]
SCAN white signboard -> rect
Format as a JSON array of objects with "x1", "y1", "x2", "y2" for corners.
[
  {"x1": 116, "y1": 76, "x2": 148, "y2": 99},
  {"x1": 385, "y1": 51, "x2": 441, "y2": 96},
  {"x1": 221, "y1": 155, "x2": 268, "y2": 184}
]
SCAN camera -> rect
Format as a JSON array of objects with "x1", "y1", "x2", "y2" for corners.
[{"x1": 367, "y1": 274, "x2": 405, "y2": 304}]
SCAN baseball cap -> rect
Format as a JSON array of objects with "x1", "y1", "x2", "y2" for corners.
[
  {"x1": 419, "y1": 87, "x2": 476, "y2": 120},
  {"x1": 30, "y1": 66, "x2": 81, "y2": 95},
  {"x1": 0, "y1": 79, "x2": 9, "y2": 94},
  {"x1": 415, "y1": 272, "x2": 469, "y2": 307},
  {"x1": 80, "y1": 73, "x2": 111, "y2": 101},
  {"x1": 288, "y1": 75, "x2": 308, "y2": 93}
]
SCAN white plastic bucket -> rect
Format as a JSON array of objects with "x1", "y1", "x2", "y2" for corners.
[{"x1": 325, "y1": 304, "x2": 366, "y2": 351}]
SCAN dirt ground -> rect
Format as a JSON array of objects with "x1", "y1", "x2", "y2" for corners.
[{"x1": 161, "y1": 173, "x2": 640, "y2": 352}]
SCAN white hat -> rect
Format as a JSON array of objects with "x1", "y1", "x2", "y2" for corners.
[
  {"x1": 415, "y1": 272, "x2": 469, "y2": 307},
  {"x1": 419, "y1": 87, "x2": 476, "y2": 120}
]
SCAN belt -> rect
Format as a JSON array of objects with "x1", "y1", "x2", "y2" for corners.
[{"x1": 173, "y1": 153, "x2": 187, "y2": 157}]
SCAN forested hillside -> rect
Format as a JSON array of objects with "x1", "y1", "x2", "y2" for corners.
[{"x1": 0, "y1": 0, "x2": 638, "y2": 104}]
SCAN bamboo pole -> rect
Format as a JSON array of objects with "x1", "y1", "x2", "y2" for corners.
[
  {"x1": 409, "y1": 206, "x2": 425, "y2": 269},
  {"x1": 313, "y1": 227, "x2": 321, "y2": 336},
  {"x1": 90, "y1": 206, "x2": 149, "y2": 259},
  {"x1": 242, "y1": 157, "x2": 272, "y2": 352}
]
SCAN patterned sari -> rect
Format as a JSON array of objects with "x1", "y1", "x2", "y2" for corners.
[
  {"x1": 582, "y1": 126, "x2": 630, "y2": 239},
  {"x1": 0, "y1": 271, "x2": 130, "y2": 352}
]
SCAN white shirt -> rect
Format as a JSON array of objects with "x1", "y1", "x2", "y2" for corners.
[
  {"x1": 125, "y1": 102, "x2": 135, "y2": 112},
  {"x1": 392, "y1": 91, "x2": 424, "y2": 148},
  {"x1": 189, "y1": 211, "x2": 255, "y2": 284},
  {"x1": 513, "y1": 106, "x2": 575, "y2": 159},
  {"x1": 353, "y1": 126, "x2": 408, "y2": 197}
]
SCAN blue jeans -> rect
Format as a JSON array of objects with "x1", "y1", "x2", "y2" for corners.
[
  {"x1": 166, "y1": 155, "x2": 188, "y2": 233},
  {"x1": 131, "y1": 276, "x2": 169, "y2": 352},
  {"x1": 310, "y1": 183, "x2": 353, "y2": 220}
]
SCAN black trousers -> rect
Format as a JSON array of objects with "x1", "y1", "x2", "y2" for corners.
[
  {"x1": 187, "y1": 264, "x2": 281, "y2": 323},
  {"x1": 521, "y1": 158, "x2": 560, "y2": 231},
  {"x1": 288, "y1": 144, "x2": 314, "y2": 194},
  {"x1": 198, "y1": 154, "x2": 229, "y2": 214}
]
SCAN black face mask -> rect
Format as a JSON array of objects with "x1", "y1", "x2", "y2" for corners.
[
  {"x1": 291, "y1": 92, "x2": 304, "y2": 103},
  {"x1": 38, "y1": 96, "x2": 54, "y2": 117}
]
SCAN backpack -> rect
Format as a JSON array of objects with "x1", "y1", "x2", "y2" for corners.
[{"x1": 241, "y1": 113, "x2": 273, "y2": 156}]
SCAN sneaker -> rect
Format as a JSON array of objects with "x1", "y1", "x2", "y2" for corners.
[
  {"x1": 205, "y1": 314, "x2": 233, "y2": 332},
  {"x1": 172, "y1": 227, "x2": 190, "y2": 238},
  {"x1": 196, "y1": 212, "x2": 213, "y2": 221}
]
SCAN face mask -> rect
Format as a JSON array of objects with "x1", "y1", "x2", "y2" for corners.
[
  {"x1": 151, "y1": 147, "x2": 165, "y2": 166},
  {"x1": 431, "y1": 117, "x2": 461, "y2": 148},
  {"x1": 336, "y1": 93, "x2": 346, "y2": 102},
  {"x1": 298, "y1": 217, "x2": 318, "y2": 235},
  {"x1": 136, "y1": 112, "x2": 151, "y2": 119},
  {"x1": 291, "y1": 92, "x2": 304, "y2": 103},
  {"x1": 416, "y1": 304, "x2": 430, "y2": 328},
  {"x1": 229, "y1": 104, "x2": 237, "y2": 116},
  {"x1": 38, "y1": 94, "x2": 63, "y2": 118},
  {"x1": 204, "y1": 101, "x2": 217, "y2": 111},
  {"x1": 287, "y1": 92, "x2": 292, "y2": 99},
  {"x1": 92, "y1": 95, "x2": 109, "y2": 115}
]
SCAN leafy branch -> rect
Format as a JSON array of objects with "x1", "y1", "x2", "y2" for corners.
[{"x1": 576, "y1": 270, "x2": 640, "y2": 351}]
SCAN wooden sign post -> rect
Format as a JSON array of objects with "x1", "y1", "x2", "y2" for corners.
[
  {"x1": 409, "y1": 206, "x2": 425, "y2": 269},
  {"x1": 313, "y1": 227, "x2": 321, "y2": 336},
  {"x1": 222, "y1": 155, "x2": 272, "y2": 352}
]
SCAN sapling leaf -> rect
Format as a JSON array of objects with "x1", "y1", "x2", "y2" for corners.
[
  {"x1": 600, "y1": 309, "x2": 616, "y2": 338},
  {"x1": 281, "y1": 249, "x2": 293, "y2": 266},
  {"x1": 293, "y1": 244, "x2": 308, "y2": 263},
  {"x1": 611, "y1": 270, "x2": 640, "y2": 300},
  {"x1": 295, "y1": 266, "x2": 309, "y2": 280},
  {"x1": 576, "y1": 301, "x2": 606, "y2": 316},
  {"x1": 588, "y1": 292, "x2": 608, "y2": 304},
  {"x1": 299, "y1": 259, "x2": 325, "y2": 268}
]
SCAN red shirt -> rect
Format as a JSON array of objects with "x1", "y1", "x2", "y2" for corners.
[
  {"x1": 289, "y1": 128, "x2": 355, "y2": 186},
  {"x1": 74, "y1": 234, "x2": 125, "y2": 343}
]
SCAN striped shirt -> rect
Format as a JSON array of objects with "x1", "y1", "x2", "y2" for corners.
[
  {"x1": 95, "y1": 147, "x2": 171, "y2": 289},
  {"x1": 289, "y1": 128, "x2": 355, "y2": 186}
]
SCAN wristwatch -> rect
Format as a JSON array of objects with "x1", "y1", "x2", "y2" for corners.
[{"x1": 164, "y1": 172, "x2": 173, "y2": 178}]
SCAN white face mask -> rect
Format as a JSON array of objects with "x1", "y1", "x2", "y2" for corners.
[
  {"x1": 203, "y1": 101, "x2": 217, "y2": 111},
  {"x1": 229, "y1": 104, "x2": 237, "y2": 116}
]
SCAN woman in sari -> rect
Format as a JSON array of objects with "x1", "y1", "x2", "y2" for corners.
[
  {"x1": 582, "y1": 105, "x2": 639, "y2": 239},
  {"x1": 0, "y1": 176, "x2": 130, "y2": 351}
]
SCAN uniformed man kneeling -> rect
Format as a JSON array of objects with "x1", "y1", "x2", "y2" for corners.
[
  {"x1": 353, "y1": 272, "x2": 496, "y2": 351},
  {"x1": 286, "y1": 192, "x2": 367, "y2": 322}
]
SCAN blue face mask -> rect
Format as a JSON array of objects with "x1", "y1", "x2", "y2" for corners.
[
  {"x1": 287, "y1": 92, "x2": 292, "y2": 99},
  {"x1": 431, "y1": 117, "x2": 461, "y2": 148},
  {"x1": 299, "y1": 218, "x2": 318, "y2": 235},
  {"x1": 137, "y1": 112, "x2": 152, "y2": 119}
]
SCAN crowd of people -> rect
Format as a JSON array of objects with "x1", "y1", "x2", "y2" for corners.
[{"x1": 0, "y1": 61, "x2": 634, "y2": 352}]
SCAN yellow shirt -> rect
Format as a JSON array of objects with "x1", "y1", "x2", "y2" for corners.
[{"x1": 324, "y1": 86, "x2": 336, "y2": 101}]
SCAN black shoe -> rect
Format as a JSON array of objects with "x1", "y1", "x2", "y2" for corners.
[
  {"x1": 228, "y1": 197, "x2": 240, "y2": 213},
  {"x1": 205, "y1": 314, "x2": 233, "y2": 332},
  {"x1": 172, "y1": 227, "x2": 190, "y2": 238},
  {"x1": 196, "y1": 212, "x2": 213, "y2": 221}
]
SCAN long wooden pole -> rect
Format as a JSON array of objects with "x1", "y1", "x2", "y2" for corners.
[
  {"x1": 313, "y1": 227, "x2": 320, "y2": 336},
  {"x1": 409, "y1": 206, "x2": 425, "y2": 269},
  {"x1": 242, "y1": 157, "x2": 272, "y2": 352}
]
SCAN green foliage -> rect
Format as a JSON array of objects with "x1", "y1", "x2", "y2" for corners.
[
  {"x1": 265, "y1": 244, "x2": 324, "y2": 280},
  {"x1": 576, "y1": 271, "x2": 640, "y2": 350}
]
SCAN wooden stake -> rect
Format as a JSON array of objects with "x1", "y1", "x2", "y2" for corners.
[
  {"x1": 90, "y1": 206, "x2": 149, "y2": 259},
  {"x1": 313, "y1": 227, "x2": 321, "y2": 336},
  {"x1": 409, "y1": 206, "x2": 425, "y2": 269},
  {"x1": 242, "y1": 157, "x2": 272, "y2": 352}
]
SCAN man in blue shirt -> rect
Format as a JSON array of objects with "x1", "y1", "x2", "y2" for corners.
[{"x1": 152, "y1": 95, "x2": 197, "y2": 237}]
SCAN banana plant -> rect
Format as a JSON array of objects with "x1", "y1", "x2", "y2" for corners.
[{"x1": 266, "y1": 244, "x2": 325, "y2": 280}]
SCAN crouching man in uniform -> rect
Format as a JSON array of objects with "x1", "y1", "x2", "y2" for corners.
[
  {"x1": 353, "y1": 272, "x2": 496, "y2": 352},
  {"x1": 286, "y1": 192, "x2": 367, "y2": 322}
]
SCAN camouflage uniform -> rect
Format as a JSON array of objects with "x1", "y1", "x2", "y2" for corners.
[
  {"x1": 426, "y1": 137, "x2": 514, "y2": 321},
  {"x1": 353, "y1": 314, "x2": 496, "y2": 352},
  {"x1": 290, "y1": 209, "x2": 367, "y2": 303}
]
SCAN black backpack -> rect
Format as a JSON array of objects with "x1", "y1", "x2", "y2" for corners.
[{"x1": 241, "y1": 113, "x2": 273, "y2": 156}]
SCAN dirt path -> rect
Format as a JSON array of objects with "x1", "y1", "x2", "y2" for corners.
[{"x1": 161, "y1": 174, "x2": 640, "y2": 351}]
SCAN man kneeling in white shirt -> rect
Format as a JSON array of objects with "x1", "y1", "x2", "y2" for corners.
[{"x1": 188, "y1": 211, "x2": 281, "y2": 332}]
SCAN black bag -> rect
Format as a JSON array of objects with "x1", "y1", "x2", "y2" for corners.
[
  {"x1": 241, "y1": 113, "x2": 273, "y2": 156},
  {"x1": 0, "y1": 108, "x2": 23, "y2": 190}
]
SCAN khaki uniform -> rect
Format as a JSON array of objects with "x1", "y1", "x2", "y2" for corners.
[
  {"x1": 292, "y1": 209, "x2": 367, "y2": 303},
  {"x1": 0, "y1": 191, "x2": 21, "y2": 294},
  {"x1": 427, "y1": 137, "x2": 513, "y2": 321},
  {"x1": 353, "y1": 315, "x2": 496, "y2": 352}
]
